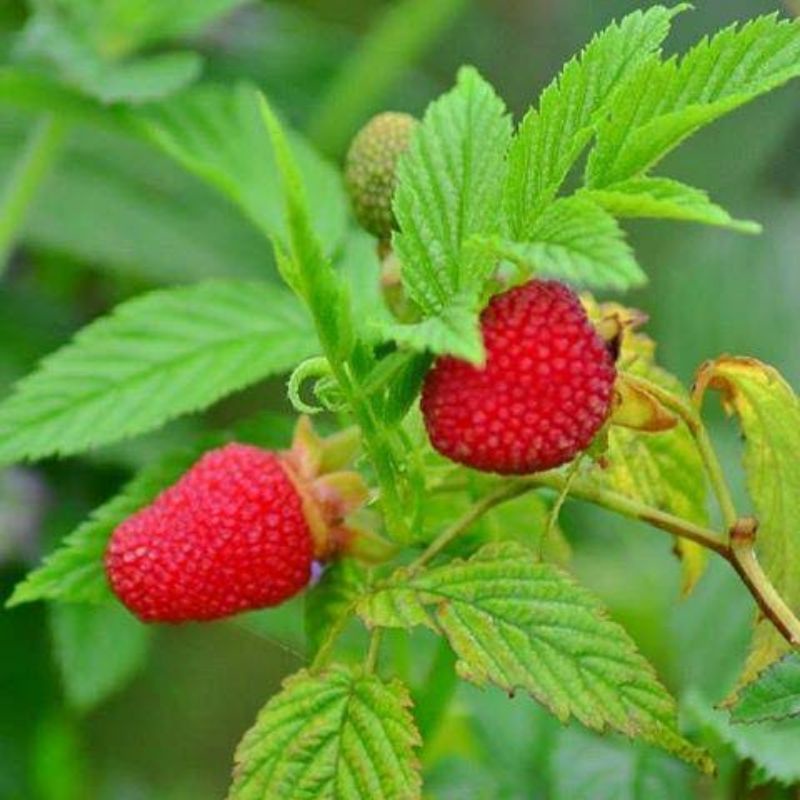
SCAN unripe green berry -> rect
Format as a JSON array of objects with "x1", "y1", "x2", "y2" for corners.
[{"x1": 344, "y1": 111, "x2": 417, "y2": 240}]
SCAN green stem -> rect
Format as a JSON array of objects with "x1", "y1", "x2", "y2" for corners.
[
  {"x1": 311, "y1": 605, "x2": 354, "y2": 671},
  {"x1": 692, "y1": 421, "x2": 739, "y2": 530},
  {"x1": 364, "y1": 628, "x2": 384, "y2": 673},
  {"x1": 526, "y1": 473, "x2": 730, "y2": 557},
  {"x1": 339, "y1": 365, "x2": 409, "y2": 541},
  {"x1": 412, "y1": 469, "x2": 800, "y2": 648},
  {"x1": 729, "y1": 519, "x2": 800, "y2": 647},
  {"x1": 623, "y1": 373, "x2": 738, "y2": 529},
  {"x1": 313, "y1": 348, "x2": 408, "y2": 543},
  {"x1": 0, "y1": 115, "x2": 67, "y2": 273},
  {"x1": 411, "y1": 481, "x2": 531, "y2": 571},
  {"x1": 540, "y1": 455, "x2": 582, "y2": 557}
]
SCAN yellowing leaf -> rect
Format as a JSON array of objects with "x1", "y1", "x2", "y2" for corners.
[
  {"x1": 584, "y1": 300, "x2": 710, "y2": 593},
  {"x1": 694, "y1": 357, "x2": 800, "y2": 683},
  {"x1": 610, "y1": 373, "x2": 679, "y2": 433}
]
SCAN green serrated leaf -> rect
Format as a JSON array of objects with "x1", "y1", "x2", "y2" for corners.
[
  {"x1": 393, "y1": 65, "x2": 511, "y2": 313},
  {"x1": 0, "y1": 280, "x2": 316, "y2": 465},
  {"x1": 377, "y1": 295, "x2": 483, "y2": 363},
  {"x1": 504, "y1": 4, "x2": 685, "y2": 234},
  {"x1": 588, "y1": 14, "x2": 800, "y2": 187},
  {"x1": 258, "y1": 93, "x2": 355, "y2": 363},
  {"x1": 49, "y1": 602, "x2": 151, "y2": 712},
  {"x1": 489, "y1": 197, "x2": 644, "y2": 290},
  {"x1": 551, "y1": 725, "x2": 695, "y2": 800},
  {"x1": 229, "y1": 664, "x2": 422, "y2": 799},
  {"x1": 358, "y1": 542, "x2": 711, "y2": 771},
  {"x1": 732, "y1": 654, "x2": 800, "y2": 724},
  {"x1": 0, "y1": 107, "x2": 272, "y2": 283},
  {"x1": 136, "y1": 84, "x2": 347, "y2": 254},
  {"x1": 22, "y1": 0, "x2": 247, "y2": 58},
  {"x1": 687, "y1": 691, "x2": 800, "y2": 787},
  {"x1": 7, "y1": 447, "x2": 202, "y2": 606},
  {"x1": 584, "y1": 177, "x2": 761, "y2": 234},
  {"x1": 695, "y1": 357, "x2": 800, "y2": 684},
  {"x1": 18, "y1": 13, "x2": 202, "y2": 103}
]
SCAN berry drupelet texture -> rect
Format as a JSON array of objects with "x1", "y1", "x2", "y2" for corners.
[
  {"x1": 344, "y1": 111, "x2": 416, "y2": 240},
  {"x1": 421, "y1": 279, "x2": 617, "y2": 475},
  {"x1": 106, "y1": 444, "x2": 313, "y2": 623}
]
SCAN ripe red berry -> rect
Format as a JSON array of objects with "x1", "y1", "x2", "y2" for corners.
[
  {"x1": 106, "y1": 444, "x2": 314, "y2": 623},
  {"x1": 421, "y1": 279, "x2": 616, "y2": 474}
]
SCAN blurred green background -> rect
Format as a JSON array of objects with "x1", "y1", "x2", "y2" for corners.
[{"x1": 1, "y1": 1, "x2": 799, "y2": 797}]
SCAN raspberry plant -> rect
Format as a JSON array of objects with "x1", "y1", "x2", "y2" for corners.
[{"x1": 3, "y1": 4, "x2": 800, "y2": 797}]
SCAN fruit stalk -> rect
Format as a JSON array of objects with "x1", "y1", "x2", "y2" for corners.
[
  {"x1": 625, "y1": 372, "x2": 738, "y2": 529},
  {"x1": 411, "y1": 472, "x2": 800, "y2": 648},
  {"x1": 729, "y1": 518, "x2": 800, "y2": 646}
]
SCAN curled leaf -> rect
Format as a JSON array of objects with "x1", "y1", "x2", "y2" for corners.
[
  {"x1": 694, "y1": 356, "x2": 800, "y2": 685},
  {"x1": 611, "y1": 373, "x2": 679, "y2": 433}
]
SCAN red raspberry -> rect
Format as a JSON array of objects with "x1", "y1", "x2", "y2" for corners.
[
  {"x1": 421, "y1": 279, "x2": 616, "y2": 474},
  {"x1": 106, "y1": 444, "x2": 313, "y2": 623}
]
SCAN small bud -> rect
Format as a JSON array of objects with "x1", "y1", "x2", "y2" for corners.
[{"x1": 344, "y1": 112, "x2": 417, "y2": 240}]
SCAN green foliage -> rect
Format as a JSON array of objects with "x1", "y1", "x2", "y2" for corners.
[
  {"x1": 550, "y1": 726, "x2": 695, "y2": 800},
  {"x1": 4, "y1": 5, "x2": 800, "y2": 797},
  {"x1": 29, "y1": 0, "x2": 248, "y2": 54},
  {"x1": 49, "y1": 602, "x2": 151, "y2": 711},
  {"x1": 310, "y1": 0, "x2": 466, "y2": 156},
  {"x1": 587, "y1": 14, "x2": 800, "y2": 187},
  {"x1": 359, "y1": 542, "x2": 710, "y2": 771},
  {"x1": 29, "y1": 716, "x2": 88, "y2": 800},
  {"x1": 391, "y1": 66, "x2": 511, "y2": 356},
  {"x1": 688, "y1": 692, "x2": 800, "y2": 787},
  {"x1": 304, "y1": 561, "x2": 368, "y2": 655},
  {"x1": 20, "y1": 16, "x2": 200, "y2": 103},
  {"x1": 0, "y1": 280, "x2": 316, "y2": 464},
  {"x1": 334, "y1": 229, "x2": 393, "y2": 337},
  {"x1": 229, "y1": 664, "x2": 421, "y2": 799},
  {"x1": 503, "y1": 4, "x2": 686, "y2": 234},
  {"x1": 695, "y1": 358, "x2": 800, "y2": 683},
  {"x1": 16, "y1": 0, "x2": 247, "y2": 102},
  {"x1": 584, "y1": 178, "x2": 761, "y2": 234},
  {"x1": 0, "y1": 66, "x2": 119, "y2": 126},
  {"x1": 583, "y1": 307, "x2": 710, "y2": 593},
  {"x1": 0, "y1": 111, "x2": 272, "y2": 283},
  {"x1": 137, "y1": 84, "x2": 348, "y2": 253},
  {"x1": 259, "y1": 92, "x2": 422, "y2": 540},
  {"x1": 488, "y1": 197, "x2": 643, "y2": 290},
  {"x1": 380, "y1": 298, "x2": 483, "y2": 364},
  {"x1": 732, "y1": 654, "x2": 800, "y2": 724},
  {"x1": 258, "y1": 94, "x2": 354, "y2": 363},
  {"x1": 7, "y1": 446, "x2": 202, "y2": 606}
]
